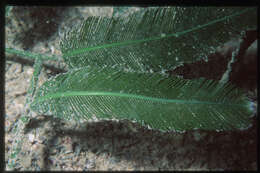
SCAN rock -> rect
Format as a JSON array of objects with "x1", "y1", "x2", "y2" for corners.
[
  {"x1": 28, "y1": 133, "x2": 35, "y2": 143},
  {"x1": 84, "y1": 159, "x2": 96, "y2": 169},
  {"x1": 20, "y1": 156, "x2": 31, "y2": 169}
]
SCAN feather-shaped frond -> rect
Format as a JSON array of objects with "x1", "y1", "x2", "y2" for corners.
[
  {"x1": 30, "y1": 66, "x2": 253, "y2": 132},
  {"x1": 60, "y1": 7, "x2": 257, "y2": 71}
]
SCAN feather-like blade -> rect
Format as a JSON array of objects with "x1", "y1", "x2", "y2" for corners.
[
  {"x1": 60, "y1": 7, "x2": 257, "y2": 71},
  {"x1": 30, "y1": 66, "x2": 253, "y2": 132}
]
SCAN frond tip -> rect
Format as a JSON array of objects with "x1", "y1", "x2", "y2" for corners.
[{"x1": 30, "y1": 67, "x2": 254, "y2": 132}]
